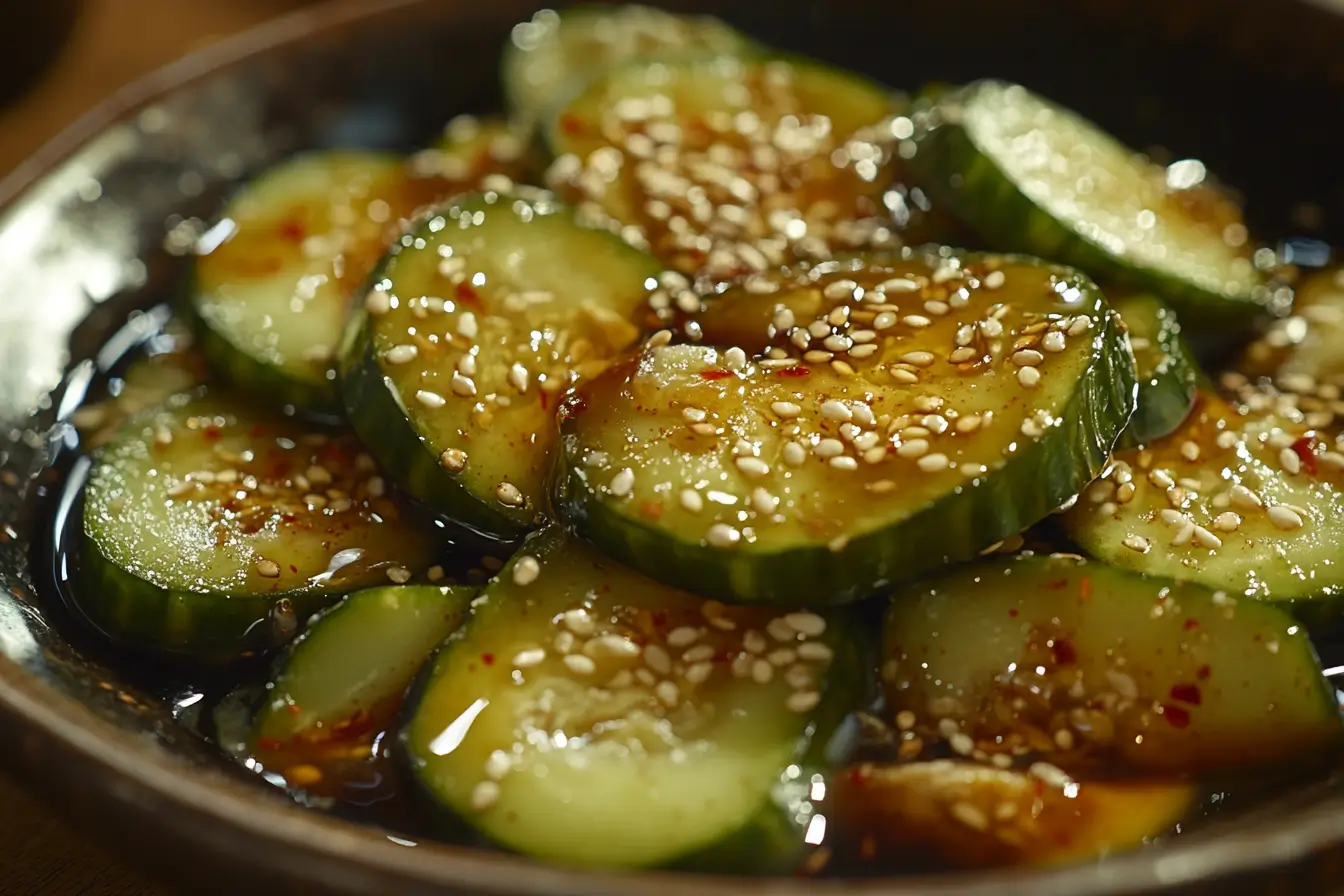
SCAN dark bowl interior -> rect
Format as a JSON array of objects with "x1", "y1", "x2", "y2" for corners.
[{"x1": 5, "y1": 0, "x2": 1344, "y2": 893}]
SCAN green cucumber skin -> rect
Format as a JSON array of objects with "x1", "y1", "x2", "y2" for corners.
[
  {"x1": 339, "y1": 303, "x2": 536, "y2": 542},
  {"x1": 1114, "y1": 294, "x2": 1200, "y2": 449},
  {"x1": 74, "y1": 534, "x2": 333, "y2": 664},
  {"x1": 909, "y1": 86, "x2": 1268, "y2": 333},
  {"x1": 553, "y1": 306, "x2": 1138, "y2": 608}
]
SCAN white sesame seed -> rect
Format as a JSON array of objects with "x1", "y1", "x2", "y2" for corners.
[
  {"x1": 820, "y1": 400, "x2": 853, "y2": 421},
  {"x1": 752, "y1": 659, "x2": 774, "y2": 684},
  {"x1": 767, "y1": 648, "x2": 797, "y2": 668},
  {"x1": 678, "y1": 488, "x2": 704, "y2": 513},
  {"x1": 1123, "y1": 534, "x2": 1151, "y2": 553},
  {"x1": 1172, "y1": 522, "x2": 1196, "y2": 546},
  {"x1": 653, "y1": 680, "x2": 679, "y2": 707},
  {"x1": 609, "y1": 468, "x2": 635, "y2": 497},
  {"x1": 667, "y1": 626, "x2": 700, "y2": 648},
  {"x1": 1176, "y1": 440, "x2": 1200, "y2": 463},
  {"x1": 457, "y1": 312, "x2": 478, "y2": 339},
  {"x1": 1193, "y1": 526, "x2": 1222, "y2": 549},
  {"x1": 829, "y1": 456, "x2": 859, "y2": 470},
  {"x1": 416, "y1": 389, "x2": 447, "y2": 408},
  {"x1": 1230, "y1": 484, "x2": 1263, "y2": 510},
  {"x1": 892, "y1": 368, "x2": 920, "y2": 384},
  {"x1": 512, "y1": 647, "x2": 546, "y2": 668},
  {"x1": 771, "y1": 401, "x2": 802, "y2": 419},
  {"x1": 797, "y1": 641, "x2": 833, "y2": 663},
  {"x1": 1012, "y1": 350, "x2": 1044, "y2": 367},
  {"x1": 983, "y1": 270, "x2": 1006, "y2": 289},
  {"x1": 1268, "y1": 505, "x2": 1305, "y2": 530},
  {"x1": 1041, "y1": 331, "x2": 1067, "y2": 353},
  {"x1": 767, "y1": 617, "x2": 797, "y2": 642},
  {"x1": 880, "y1": 278, "x2": 920, "y2": 292},
  {"x1": 751, "y1": 487, "x2": 779, "y2": 515},
  {"x1": 782, "y1": 441, "x2": 808, "y2": 466},
  {"x1": 512, "y1": 555, "x2": 540, "y2": 586},
  {"x1": 457, "y1": 353, "x2": 477, "y2": 376},
  {"x1": 440, "y1": 448, "x2": 468, "y2": 471},
  {"x1": 823, "y1": 279, "x2": 859, "y2": 300},
  {"x1": 955, "y1": 414, "x2": 982, "y2": 434},
  {"x1": 644, "y1": 644, "x2": 672, "y2": 675},
  {"x1": 450, "y1": 373, "x2": 477, "y2": 397},
  {"x1": 364, "y1": 288, "x2": 391, "y2": 315},
  {"x1": 684, "y1": 661, "x2": 714, "y2": 685},
  {"x1": 563, "y1": 654, "x2": 596, "y2": 676},
  {"x1": 736, "y1": 456, "x2": 771, "y2": 477},
  {"x1": 1279, "y1": 447, "x2": 1302, "y2": 474},
  {"x1": 484, "y1": 750, "x2": 511, "y2": 781},
  {"x1": 784, "y1": 612, "x2": 827, "y2": 637},
  {"x1": 1160, "y1": 508, "x2": 1188, "y2": 526},
  {"x1": 508, "y1": 363, "x2": 530, "y2": 393},
  {"x1": 786, "y1": 690, "x2": 821, "y2": 713},
  {"x1": 385, "y1": 344, "x2": 418, "y2": 365},
  {"x1": 255, "y1": 559, "x2": 281, "y2": 578},
  {"x1": 980, "y1": 318, "x2": 1003, "y2": 338},
  {"x1": 1068, "y1": 317, "x2": 1092, "y2": 336},
  {"x1": 897, "y1": 439, "x2": 929, "y2": 459},
  {"x1": 587, "y1": 634, "x2": 641, "y2": 659},
  {"x1": 903, "y1": 315, "x2": 932, "y2": 329},
  {"x1": 495, "y1": 481, "x2": 524, "y2": 507},
  {"x1": 1116, "y1": 482, "x2": 1136, "y2": 504},
  {"x1": 949, "y1": 732, "x2": 975, "y2": 756},
  {"x1": 1212, "y1": 512, "x2": 1241, "y2": 532},
  {"x1": 706, "y1": 523, "x2": 741, "y2": 548},
  {"x1": 815, "y1": 438, "x2": 845, "y2": 459},
  {"x1": 1017, "y1": 366, "x2": 1041, "y2": 388},
  {"x1": 917, "y1": 453, "x2": 950, "y2": 473},
  {"x1": 901, "y1": 351, "x2": 936, "y2": 367},
  {"x1": 471, "y1": 780, "x2": 500, "y2": 811},
  {"x1": 873, "y1": 311, "x2": 897, "y2": 330}
]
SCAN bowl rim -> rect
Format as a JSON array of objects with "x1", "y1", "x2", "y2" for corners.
[{"x1": 3, "y1": 0, "x2": 1344, "y2": 892}]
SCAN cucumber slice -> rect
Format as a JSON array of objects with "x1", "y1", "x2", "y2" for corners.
[
  {"x1": 502, "y1": 5, "x2": 753, "y2": 126},
  {"x1": 1112, "y1": 293, "x2": 1199, "y2": 447},
  {"x1": 193, "y1": 151, "x2": 452, "y2": 415},
  {"x1": 77, "y1": 394, "x2": 439, "y2": 661},
  {"x1": 545, "y1": 53, "x2": 903, "y2": 278},
  {"x1": 1063, "y1": 388, "x2": 1344, "y2": 614},
  {"x1": 1240, "y1": 267, "x2": 1344, "y2": 403},
  {"x1": 882, "y1": 555, "x2": 1341, "y2": 773},
  {"x1": 554, "y1": 250, "x2": 1136, "y2": 606},
  {"x1": 251, "y1": 583, "x2": 475, "y2": 789},
  {"x1": 908, "y1": 80, "x2": 1271, "y2": 329},
  {"x1": 339, "y1": 188, "x2": 660, "y2": 539},
  {"x1": 402, "y1": 528, "x2": 854, "y2": 870},
  {"x1": 413, "y1": 114, "x2": 539, "y2": 185},
  {"x1": 829, "y1": 761, "x2": 1193, "y2": 870}
]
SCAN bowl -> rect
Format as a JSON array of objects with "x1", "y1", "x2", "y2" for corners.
[{"x1": 4, "y1": 0, "x2": 1344, "y2": 893}]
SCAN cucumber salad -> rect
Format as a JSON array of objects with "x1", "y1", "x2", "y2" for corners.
[{"x1": 59, "y1": 3, "x2": 1344, "y2": 878}]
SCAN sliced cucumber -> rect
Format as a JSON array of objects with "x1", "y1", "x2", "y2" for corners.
[
  {"x1": 339, "y1": 188, "x2": 660, "y2": 539},
  {"x1": 1063, "y1": 388, "x2": 1344, "y2": 614},
  {"x1": 829, "y1": 761, "x2": 1193, "y2": 870},
  {"x1": 193, "y1": 152, "x2": 452, "y2": 415},
  {"x1": 882, "y1": 555, "x2": 1341, "y2": 773},
  {"x1": 77, "y1": 394, "x2": 439, "y2": 661},
  {"x1": 1240, "y1": 267, "x2": 1344, "y2": 402},
  {"x1": 253, "y1": 583, "x2": 475, "y2": 752},
  {"x1": 546, "y1": 53, "x2": 903, "y2": 278},
  {"x1": 413, "y1": 114, "x2": 539, "y2": 185},
  {"x1": 554, "y1": 250, "x2": 1136, "y2": 606},
  {"x1": 909, "y1": 80, "x2": 1271, "y2": 329},
  {"x1": 1112, "y1": 293, "x2": 1199, "y2": 447},
  {"x1": 502, "y1": 5, "x2": 753, "y2": 126},
  {"x1": 402, "y1": 528, "x2": 855, "y2": 870}
]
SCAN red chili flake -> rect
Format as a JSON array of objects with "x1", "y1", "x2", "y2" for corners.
[
  {"x1": 559, "y1": 113, "x2": 584, "y2": 135},
  {"x1": 1169, "y1": 683, "x2": 1202, "y2": 705},
  {"x1": 203, "y1": 427, "x2": 222, "y2": 442},
  {"x1": 256, "y1": 738, "x2": 283, "y2": 751},
  {"x1": 481, "y1": 653, "x2": 495, "y2": 666},
  {"x1": 640, "y1": 500, "x2": 664, "y2": 520},
  {"x1": 1183, "y1": 618, "x2": 1201, "y2": 631},
  {"x1": 557, "y1": 392, "x2": 586, "y2": 421},
  {"x1": 848, "y1": 766, "x2": 871, "y2": 785},
  {"x1": 282, "y1": 514, "x2": 297, "y2": 523},
  {"x1": 1008, "y1": 608, "x2": 1019, "y2": 617},
  {"x1": 699, "y1": 368, "x2": 733, "y2": 380},
  {"x1": 456, "y1": 283, "x2": 481, "y2": 306},
  {"x1": 289, "y1": 565, "x2": 298, "y2": 574},
  {"x1": 249, "y1": 424, "x2": 267, "y2": 438},
  {"x1": 1043, "y1": 578, "x2": 1068, "y2": 590},
  {"x1": 1050, "y1": 639, "x2": 1077, "y2": 665},
  {"x1": 1291, "y1": 436, "x2": 1319, "y2": 476},
  {"x1": 1161, "y1": 704, "x2": 1191, "y2": 729},
  {"x1": 285, "y1": 704, "x2": 302, "y2": 717},
  {"x1": 1079, "y1": 577, "x2": 1093, "y2": 600},
  {"x1": 776, "y1": 365, "x2": 812, "y2": 378},
  {"x1": 279, "y1": 219, "x2": 306, "y2": 243},
  {"x1": 1196, "y1": 664, "x2": 1211, "y2": 680}
]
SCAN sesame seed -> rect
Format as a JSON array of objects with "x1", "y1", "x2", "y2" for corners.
[
  {"x1": 1268, "y1": 505, "x2": 1305, "y2": 530},
  {"x1": 1175, "y1": 440, "x2": 1200, "y2": 463},
  {"x1": 1030, "y1": 761, "x2": 1073, "y2": 789},
  {"x1": 880, "y1": 278, "x2": 920, "y2": 292},
  {"x1": 484, "y1": 750, "x2": 511, "y2": 781},
  {"x1": 255, "y1": 559, "x2": 281, "y2": 578},
  {"x1": 385, "y1": 344, "x2": 418, "y2": 365},
  {"x1": 1053, "y1": 728, "x2": 1075, "y2": 751},
  {"x1": 471, "y1": 781, "x2": 500, "y2": 811},
  {"x1": 1172, "y1": 522, "x2": 1196, "y2": 546},
  {"x1": 784, "y1": 612, "x2": 827, "y2": 637},
  {"x1": 736, "y1": 456, "x2": 771, "y2": 477},
  {"x1": 1068, "y1": 317, "x2": 1092, "y2": 336},
  {"x1": 803, "y1": 349, "x2": 834, "y2": 364},
  {"x1": 553, "y1": 631, "x2": 574, "y2": 654},
  {"x1": 1116, "y1": 482, "x2": 1136, "y2": 504},
  {"x1": 706, "y1": 523, "x2": 741, "y2": 548},
  {"x1": 1041, "y1": 331, "x2": 1067, "y2": 353},
  {"x1": 1279, "y1": 447, "x2": 1302, "y2": 474},
  {"x1": 679, "y1": 488, "x2": 704, "y2": 513},
  {"x1": 820, "y1": 400, "x2": 853, "y2": 421},
  {"x1": 1193, "y1": 526, "x2": 1222, "y2": 549},
  {"x1": 751, "y1": 487, "x2": 779, "y2": 515},
  {"x1": 786, "y1": 690, "x2": 821, "y2": 713},
  {"x1": 783, "y1": 441, "x2": 807, "y2": 466},
  {"x1": 364, "y1": 288, "x2": 391, "y2": 315},
  {"x1": 512, "y1": 555, "x2": 540, "y2": 586},
  {"x1": 667, "y1": 626, "x2": 700, "y2": 648},
  {"x1": 897, "y1": 439, "x2": 929, "y2": 459},
  {"x1": 1230, "y1": 484, "x2": 1263, "y2": 510},
  {"x1": 829, "y1": 456, "x2": 859, "y2": 470},
  {"x1": 815, "y1": 438, "x2": 845, "y2": 458},
  {"x1": 416, "y1": 390, "x2": 447, "y2": 408},
  {"x1": 848, "y1": 344, "x2": 879, "y2": 359},
  {"x1": 646, "y1": 329, "x2": 673, "y2": 348},
  {"x1": 949, "y1": 732, "x2": 975, "y2": 756},
  {"x1": 983, "y1": 270, "x2": 1006, "y2": 289},
  {"x1": 752, "y1": 659, "x2": 775, "y2": 684},
  {"x1": 1123, "y1": 534, "x2": 1151, "y2": 553},
  {"x1": 1017, "y1": 367, "x2": 1041, "y2": 388},
  {"x1": 587, "y1": 634, "x2": 641, "y2": 659},
  {"x1": 1011, "y1": 349, "x2": 1044, "y2": 367},
  {"x1": 949, "y1": 801, "x2": 989, "y2": 831},
  {"x1": 917, "y1": 453, "x2": 949, "y2": 472},
  {"x1": 901, "y1": 351, "x2": 936, "y2": 367},
  {"x1": 495, "y1": 482, "x2": 524, "y2": 507},
  {"x1": 609, "y1": 468, "x2": 635, "y2": 497},
  {"x1": 1212, "y1": 512, "x2": 1241, "y2": 532},
  {"x1": 457, "y1": 354, "x2": 477, "y2": 376},
  {"x1": 457, "y1": 312, "x2": 478, "y2": 339},
  {"x1": 426, "y1": 565, "x2": 444, "y2": 582},
  {"x1": 892, "y1": 368, "x2": 920, "y2": 384},
  {"x1": 823, "y1": 279, "x2": 858, "y2": 300},
  {"x1": 873, "y1": 311, "x2": 897, "y2": 330},
  {"x1": 771, "y1": 401, "x2": 801, "y2": 419},
  {"x1": 767, "y1": 617, "x2": 797, "y2": 642},
  {"x1": 644, "y1": 644, "x2": 672, "y2": 675},
  {"x1": 903, "y1": 315, "x2": 932, "y2": 329},
  {"x1": 1160, "y1": 509, "x2": 1188, "y2": 526},
  {"x1": 563, "y1": 654, "x2": 596, "y2": 676},
  {"x1": 512, "y1": 647, "x2": 546, "y2": 668},
  {"x1": 440, "y1": 448, "x2": 468, "y2": 471},
  {"x1": 723, "y1": 347, "x2": 748, "y2": 370},
  {"x1": 508, "y1": 363, "x2": 529, "y2": 393},
  {"x1": 450, "y1": 373, "x2": 477, "y2": 397},
  {"x1": 924, "y1": 300, "x2": 950, "y2": 316},
  {"x1": 767, "y1": 648, "x2": 797, "y2": 667}
]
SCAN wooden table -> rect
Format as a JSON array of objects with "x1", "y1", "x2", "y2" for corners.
[{"x1": 0, "y1": 3, "x2": 311, "y2": 890}]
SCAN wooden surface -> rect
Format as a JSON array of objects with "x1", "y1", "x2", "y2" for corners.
[{"x1": 0, "y1": 3, "x2": 311, "y2": 891}]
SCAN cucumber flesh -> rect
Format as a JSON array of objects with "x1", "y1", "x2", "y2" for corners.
[
  {"x1": 546, "y1": 53, "x2": 903, "y2": 279},
  {"x1": 554, "y1": 250, "x2": 1136, "y2": 605},
  {"x1": 339, "y1": 189, "x2": 661, "y2": 539},
  {"x1": 413, "y1": 114, "x2": 539, "y2": 185},
  {"x1": 882, "y1": 555, "x2": 1341, "y2": 773},
  {"x1": 77, "y1": 393, "x2": 439, "y2": 660},
  {"x1": 1112, "y1": 293, "x2": 1199, "y2": 447},
  {"x1": 828, "y1": 760, "x2": 1193, "y2": 870},
  {"x1": 402, "y1": 528, "x2": 854, "y2": 870},
  {"x1": 193, "y1": 152, "x2": 454, "y2": 414},
  {"x1": 1063, "y1": 388, "x2": 1344, "y2": 612},
  {"x1": 1239, "y1": 267, "x2": 1344, "y2": 404},
  {"x1": 909, "y1": 80, "x2": 1271, "y2": 328},
  {"x1": 502, "y1": 5, "x2": 753, "y2": 126}
]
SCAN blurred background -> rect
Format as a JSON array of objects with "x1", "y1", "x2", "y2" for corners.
[
  {"x1": 0, "y1": 0, "x2": 317, "y2": 175},
  {"x1": 1, "y1": 4, "x2": 317, "y2": 891}
]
